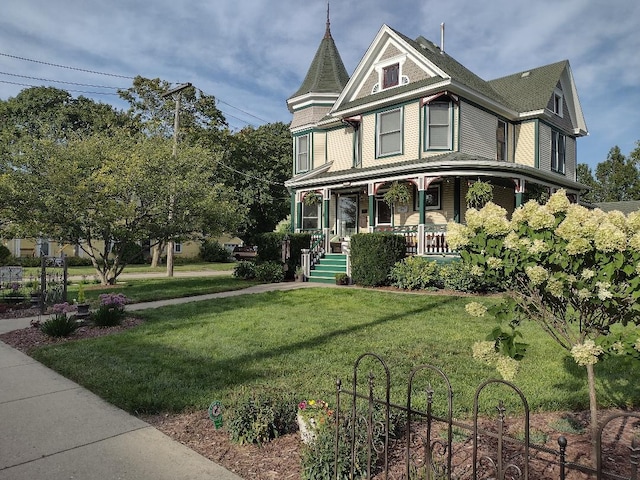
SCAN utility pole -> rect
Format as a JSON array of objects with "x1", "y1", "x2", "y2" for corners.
[{"x1": 161, "y1": 82, "x2": 192, "y2": 277}]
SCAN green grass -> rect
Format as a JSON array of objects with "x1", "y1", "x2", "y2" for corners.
[
  {"x1": 23, "y1": 261, "x2": 236, "y2": 278},
  {"x1": 66, "y1": 276, "x2": 258, "y2": 304},
  {"x1": 30, "y1": 289, "x2": 640, "y2": 417}
]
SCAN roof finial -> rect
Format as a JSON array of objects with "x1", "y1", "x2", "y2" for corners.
[{"x1": 325, "y1": 2, "x2": 331, "y2": 38}]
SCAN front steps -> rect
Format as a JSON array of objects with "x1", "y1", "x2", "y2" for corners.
[{"x1": 307, "y1": 254, "x2": 347, "y2": 284}]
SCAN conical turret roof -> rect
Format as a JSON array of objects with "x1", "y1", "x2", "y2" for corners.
[{"x1": 289, "y1": 8, "x2": 349, "y2": 100}]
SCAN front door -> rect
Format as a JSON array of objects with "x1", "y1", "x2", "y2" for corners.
[{"x1": 337, "y1": 195, "x2": 358, "y2": 238}]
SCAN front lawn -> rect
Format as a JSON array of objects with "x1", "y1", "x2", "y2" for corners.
[
  {"x1": 31, "y1": 289, "x2": 640, "y2": 417},
  {"x1": 66, "y1": 276, "x2": 258, "y2": 304}
]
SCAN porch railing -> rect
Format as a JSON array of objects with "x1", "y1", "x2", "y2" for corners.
[{"x1": 374, "y1": 224, "x2": 452, "y2": 255}]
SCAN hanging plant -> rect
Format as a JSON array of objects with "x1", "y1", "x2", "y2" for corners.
[
  {"x1": 383, "y1": 181, "x2": 411, "y2": 206},
  {"x1": 303, "y1": 191, "x2": 322, "y2": 206},
  {"x1": 466, "y1": 180, "x2": 493, "y2": 209}
]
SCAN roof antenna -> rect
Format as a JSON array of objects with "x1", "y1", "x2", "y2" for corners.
[
  {"x1": 440, "y1": 22, "x2": 445, "y2": 53},
  {"x1": 325, "y1": 2, "x2": 331, "y2": 38}
]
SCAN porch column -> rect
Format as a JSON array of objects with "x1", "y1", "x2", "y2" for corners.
[
  {"x1": 513, "y1": 178, "x2": 525, "y2": 208},
  {"x1": 290, "y1": 190, "x2": 296, "y2": 233},
  {"x1": 418, "y1": 179, "x2": 426, "y2": 255},
  {"x1": 453, "y1": 178, "x2": 461, "y2": 223},
  {"x1": 296, "y1": 195, "x2": 302, "y2": 233},
  {"x1": 323, "y1": 189, "x2": 330, "y2": 252},
  {"x1": 368, "y1": 182, "x2": 375, "y2": 232}
]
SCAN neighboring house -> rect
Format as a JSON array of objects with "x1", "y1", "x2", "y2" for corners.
[
  {"x1": 285, "y1": 18, "x2": 588, "y2": 256},
  {"x1": 594, "y1": 201, "x2": 640, "y2": 215}
]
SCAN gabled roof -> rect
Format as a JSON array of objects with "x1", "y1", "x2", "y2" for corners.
[
  {"x1": 488, "y1": 60, "x2": 568, "y2": 112},
  {"x1": 288, "y1": 15, "x2": 349, "y2": 100},
  {"x1": 594, "y1": 201, "x2": 640, "y2": 215}
]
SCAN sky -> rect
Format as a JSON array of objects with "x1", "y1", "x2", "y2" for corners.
[{"x1": 1, "y1": 0, "x2": 638, "y2": 170}]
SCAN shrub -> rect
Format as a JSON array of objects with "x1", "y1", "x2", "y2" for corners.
[
  {"x1": 66, "y1": 256, "x2": 93, "y2": 267},
  {"x1": 389, "y1": 256, "x2": 440, "y2": 290},
  {"x1": 227, "y1": 391, "x2": 298, "y2": 446},
  {"x1": 199, "y1": 240, "x2": 232, "y2": 263},
  {"x1": 350, "y1": 233, "x2": 406, "y2": 287},
  {"x1": 255, "y1": 262, "x2": 284, "y2": 283},
  {"x1": 233, "y1": 261, "x2": 256, "y2": 280},
  {"x1": 255, "y1": 232, "x2": 283, "y2": 263},
  {"x1": 92, "y1": 293, "x2": 128, "y2": 327},
  {"x1": 286, "y1": 233, "x2": 312, "y2": 280},
  {"x1": 40, "y1": 303, "x2": 79, "y2": 337},
  {"x1": 0, "y1": 245, "x2": 11, "y2": 265},
  {"x1": 438, "y1": 261, "x2": 506, "y2": 293}
]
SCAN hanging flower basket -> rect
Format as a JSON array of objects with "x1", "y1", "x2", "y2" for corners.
[
  {"x1": 303, "y1": 191, "x2": 322, "y2": 206},
  {"x1": 383, "y1": 181, "x2": 411, "y2": 206}
]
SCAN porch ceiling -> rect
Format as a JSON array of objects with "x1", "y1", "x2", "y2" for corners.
[{"x1": 285, "y1": 152, "x2": 588, "y2": 193}]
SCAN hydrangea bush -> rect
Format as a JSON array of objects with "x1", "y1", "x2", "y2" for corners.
[{"x1": 449, "y1": 190, "x2": 640, "y2": 444}]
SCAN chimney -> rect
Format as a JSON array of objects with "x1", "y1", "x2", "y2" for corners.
[{"x1": 440, "y1": 22, "x2": 445, "y2": 53}]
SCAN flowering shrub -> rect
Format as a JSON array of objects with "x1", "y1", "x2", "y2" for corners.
[
  {"x1": 41, "y1": 302, "x2": 79, "y2": 337},
  {"x1": 92, "y1": 293, "x2": 128, "y2": 327},
  {"x1": 453, "y1": 190, "x2": 640, "y2": 442},
  {"x1": 298, "y1": 399, "x2": 332, "y2": 425}
]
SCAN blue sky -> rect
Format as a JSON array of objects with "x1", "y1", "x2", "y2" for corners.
[{"x1": 1, "y1": 0, "x2": 638, "y2": 170}]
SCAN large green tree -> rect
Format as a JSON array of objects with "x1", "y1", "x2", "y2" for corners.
[
  {"x1": 1, "y1": 130, "x2": 241, "y2": 284},
  {"x1": 578, "y1": 143, "x2": 640, "y2": 203},
  {"x1": 219, "y1": 122, "x2": 293, "y2": 245}
]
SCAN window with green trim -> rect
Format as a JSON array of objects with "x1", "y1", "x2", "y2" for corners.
[
  {"x1": 296, "y1": 134, "x2": 310, "y2": 173},
  {"x1": 424, "y1": 100, "x2": 452, "y2": 150},
  {"x1": 376, "y1": 108, "x2": 402, "y2": 157}
]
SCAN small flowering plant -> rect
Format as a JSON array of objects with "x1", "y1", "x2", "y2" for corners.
[
  {"x1": 298, "y1": 399, "x2": 332, "y2": 424},
  {"x1": 51, "y1": 302, "x2": 78, "y2": 320},
  {"x1": 92, "y1": 293, "x2": 128, "y2": 327}
]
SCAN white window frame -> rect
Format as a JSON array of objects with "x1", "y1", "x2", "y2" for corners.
[
  {"x1": 373, "y1": 54, "x2": 407, "y2": 92},
  {"x1": 376, "y1": 107, "x2": 403, "y2": 157},
  {"x1": 301, "y1": 202, "x2": 321, "y2": 231},
  {"x1": 174, "y1": 242, "x2": 182, "y2": 254},
  {"x1": 425, "y1": 100, "x2": 452, "y2": 150},
  {"x1": 295, "y1": 134, "x2": 310, "y2": 173},
  {"x1": 552, "y1": 89, "x2": 563, "y2": 117},
  {"x1": 551, "y1": 131, "x2": 566, "y2": 174}
]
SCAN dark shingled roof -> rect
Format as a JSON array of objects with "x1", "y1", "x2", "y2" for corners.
[
  {"x1": 289, "y1": 20, "x2": 349, "y2": 100},
  {"x1": 488, "y1": 60, "x2": 568, "y2": 112},
  {"x1": 594, "y1": 201, "x2": 640, "y2": 215}
]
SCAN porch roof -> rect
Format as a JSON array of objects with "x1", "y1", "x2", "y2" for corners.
[{"x1": 285, "y1": 152, "x2": 588, "y2": 193}]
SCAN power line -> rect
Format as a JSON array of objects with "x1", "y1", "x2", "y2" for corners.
[
  {"x1": 0, "y1": 71, "x2": 124, "y2": 90},
  {"x1": 0, "y1": 79, "x2": 121, "y2": 96},
  {"x1": 0, "y1": 52, "x2": 135, "y2": 79},
  {"x1": 216, "y1": 98, "x2": 270, "y2": 124},
  {"x1": 216, "y1": 160, "x2": 285, "y2": 186}
]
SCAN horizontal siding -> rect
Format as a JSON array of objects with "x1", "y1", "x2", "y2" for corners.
[
  {"x1": 326, "y1": 128, "x2": 353, "y2": 171},
  {"x1": 459, "y1": 101, "x2": 496, "y2": 159},
  {"x1": 566, "y1": 136, "x2": 576, "y2": 181},
  {"x1": 313, "y1": 131, "x2": 327, "y2": 167},
  {"x1": 538, "y1": 123, "x2": 552, "y2": 172},
  {"x1": 514, "y1": 122, "x2": 536, "y2": 167}
]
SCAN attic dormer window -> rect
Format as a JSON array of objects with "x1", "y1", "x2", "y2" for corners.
[
  {"x1": 552, "y1": 89, "x2": 563, "y2": 117},
  {"x1": 383, "y1": 63, "x2": 399, "y2": 89}
]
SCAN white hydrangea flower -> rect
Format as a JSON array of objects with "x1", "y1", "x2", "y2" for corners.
[
  {"x1": 503, "y1": 231, "x2": 520, "y2": 250},
  {"x1": 525, "y1": 265, "x2": 549, "y2": 286},
  {"x1": 577, "y1": 288, "x2": 591, "y2": 300},
  {"x1": 612, "y1": 341, "x2": 625, "y2": 354},
  {"x1": 472, "y1": 341, "x2": 499, "y2": 365},
  {"x1": 571, "y1": 340, "x2": 604, "y2": 366},
  {"x1": 486, "y1": 256, "x2": 503, "y2": 269},
  {"x1": 465, "y1": 302, "x2": 488, "y2": 317},
  {"x1": 528, "y1": 239, "x2": 550, "y2": 255},
  {"x1": 470, "y1": 265, "x2": 484, "y2": 277},
  {"x1": 496, "y1": 355, "x2": 520, "y2": 381},
  {"x1": 546, "y1": 277, "x2": 564, "y2": 298},
  {"x1": 581, "y1": 269, "x2": 595, "y2": 280},
  {"x1": 634, "y1": 338, "x2": 640, "y2": 353},
  {"x1": 545, "y1": 189, "x2": 571, "y2": 214}
]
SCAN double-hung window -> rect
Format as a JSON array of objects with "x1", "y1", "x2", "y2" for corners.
[
  {"x1": 425, "y1": 100, "x2": 452, "y2": 150},
  {"x1": 377, "y1": 108, "x2": 402, "y2": 157},
  {"x1": 551, "y1": 131, "x2": 566, "y2": 174},
  {"x1": 296, "y1": 134, "x2": 310, "y2": 173}
]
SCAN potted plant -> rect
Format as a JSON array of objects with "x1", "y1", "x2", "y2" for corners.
[
  {"x1": 303, "y1": 191, "x2": 322, "y2": 206},
  {"x1": 75, "y1": 284, "x2": 90, "y2": 321},
  {"x1": 297, "y1": 399, "x2": 332, "y2": 444},
  {"x1": 335, "y1": 272, "x2": 349, "y2": 285},
  {"x1": 382, "y1": 181, "x2": 411, "y2": 207}
]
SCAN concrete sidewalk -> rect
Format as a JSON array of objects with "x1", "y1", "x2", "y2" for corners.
[{"x1": 0, "y1": 281, "x2": 330, "y2": 479}]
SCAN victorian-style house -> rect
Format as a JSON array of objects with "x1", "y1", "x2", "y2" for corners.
[{"x1": 285, "y1": 16, "x2": 588, "y2": 262}]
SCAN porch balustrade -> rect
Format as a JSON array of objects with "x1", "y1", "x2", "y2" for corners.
[{"x1": 373, "y1": 224, "x2": 452, "y2": 255}]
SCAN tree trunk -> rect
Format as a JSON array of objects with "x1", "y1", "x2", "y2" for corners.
[
  {"x1": 150, "y1": 242, "x2": 163, "y2": 268},
  {"x1": 586, "y1": 363, "x2": 599, "y2": 465},
  {"x1": 166, "y1": 240, "x2": 174, "y2": 277}
]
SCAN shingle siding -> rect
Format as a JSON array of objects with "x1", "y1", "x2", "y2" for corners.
[
  {"x1": 539, "y1": 123, "x2": 552, "y2": 171},
  {"x1": 459, "y1": 101, "x2": 497, "y2": 160},
  {"x1": 290, "y1": 106, "x2": 333, "y2": 130}
]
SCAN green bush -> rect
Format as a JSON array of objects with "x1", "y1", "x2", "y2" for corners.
[
  {"x1": 117, "y1": 241, "x2": 147, "y2": 265},
  {"x1": 66, "y1": 256, "x2": 94, "y2": 267},
  {"x1": 438, "y1": 260, "x2": 506, "y2": 293},
  {"x1": 16, "y1": 256, "x2": 42, "y2": 267},
  {"x1": 233, "y1": 261, "x2": 256, "y2": 280},
  {"x1": 255, "y1": 232, "x2": 283, "y2": 263},
  {"x1": 0, "y1": 245, "x2": 11, "y2": 265},
  {"x1": 40, "y1": 314, "x2": 79, "y2": 337},
  {"x1": 255, "y1": 262, "x2": 284, "y2": 283},
  {"x1": 286, "y1": 233, "x2": 311, "y2": 280},
  {"x1": 389, "y1": 256, "x2": 440, "y2": 290},
  {"x1": 350, "y1": 233, "x2": 406, "y2": 287},
  {"x1": 91, "y1": 293, "x2": 128, "y2": 327},
  {"x1": 227, "y1": 391, "x2": 298, "y2": 446},
  {"x1": 199, "y1": 240, "x2": 232, "y2": 263}
]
